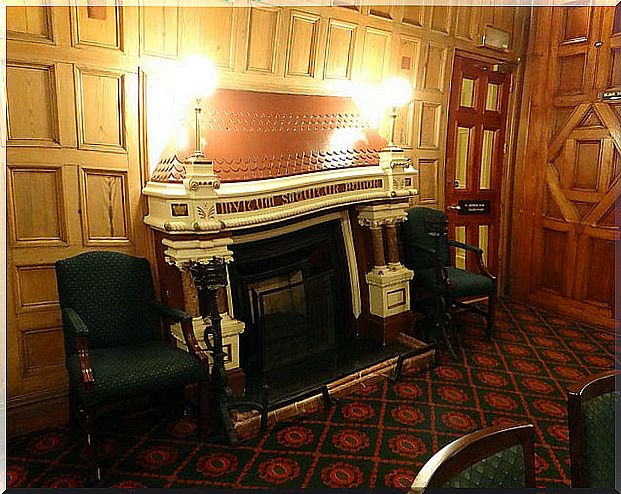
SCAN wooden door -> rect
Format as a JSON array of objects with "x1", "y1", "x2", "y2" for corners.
[
  {"x1": 445, "y1": 54, "x2": 512, "y2": 274},
  {"x1": 511, "y1": 6, "x2": 620, "y2": 328}
]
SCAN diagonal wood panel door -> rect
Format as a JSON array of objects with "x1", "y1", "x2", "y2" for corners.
[{"x1": 522, "y1": 6, "x2": 620, "y2": 327}]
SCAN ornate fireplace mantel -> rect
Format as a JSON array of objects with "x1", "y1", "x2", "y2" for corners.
[{"x1": 142, "y1": 88, "x2": 420, "y2": 409}]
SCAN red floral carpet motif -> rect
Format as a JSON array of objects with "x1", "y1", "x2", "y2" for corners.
[{"x1": 6, "y1": 300, "x2": 617, "y2": 488}]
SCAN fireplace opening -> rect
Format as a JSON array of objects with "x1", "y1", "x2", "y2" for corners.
[{"x1": 231, "y1": 221, "x2": 348, "y2": 366}]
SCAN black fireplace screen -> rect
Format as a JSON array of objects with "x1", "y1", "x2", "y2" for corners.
[{"x1": 230, "y1": 220, "x2": 349, "y2": 382}]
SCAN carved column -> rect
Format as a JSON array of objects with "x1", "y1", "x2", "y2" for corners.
[
  {"x1": 162, "y1": 236, "x2": 246, "y2": 394},
  {"x1": 384, "y1": 221, "x2": 401, "y2": 267},
  {"x1": 358, "y1": 203, "x2": 413, "y2": 344}
]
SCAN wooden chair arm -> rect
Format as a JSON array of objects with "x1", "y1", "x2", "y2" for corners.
[
  {"x1": 448, "y1": 240, "x2": 496, "y2": 281},
  {"x1": 75, "y1": 334, "x2": 95, "y2": 393},
  {"x1": 180, "y1": 318, "x2": 211, "y2": 365}
]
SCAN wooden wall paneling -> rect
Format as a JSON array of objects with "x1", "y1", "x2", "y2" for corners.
[
  {"x1": 13, "y1": 264, "x2": 59, "y2": 313},
  {"x1": 285, "y1": 10, "x2": 320, "y2": 78},
  {"x1": 396, "y1": 34, "x2": 421, "y2": 89},
  {"x1": 80, "y1": 167, "x2": 132, "y2": 245},
  {"x1": 455, "y1": 6, "x2": 481, "y2": 43},
  {"x1": 245, "y1": 6, "x2": 281, "y2": 74},
  {"x1": 323, "y1": 18, "x2": 357, "y2": 80},
  {"x1": 430, "y1": 5, "x2": 453, "y2": 36},
  {"x1": 509, "y1": 8, "x2": 554, "y2": 300},
  {"x1": 19, "y1": 327, "x2": 66, "y2": 379},
  {"x1": 7, "y1": 165, "x2": 67, "y2": 246},
  {"x1": 359, "y1": 26, "x2": 391, "y2": 83},
  {"x1": 369, "y1": 3, "x2": 393, "y2": 21},
  {"x1": 140, "y1": 3, "x2": 179, "y2": 58},
  {"x1": 180, "y1": 7, "x2": 236, "y2": 69},
  {"x1": 419, "y1": 102, "x2": 442, "y2": 150},
  {"x1": 6, "y1": 61, "x2": 60, "y2": 147},
  {"x1": 422, "y1": 42, "x2": 447, "y2": 93},
  {"x1": 75, "y1": 66, "x2": 126, "y2": 153},
  {"x1": 6, "y1": 4, "x2": 54, "y2": 44},
  {"x1": 417, "y1": 158, "x2": 439, "y2": 204},
  {"x1": 71, "y1": 3, "x2": 123, "y2": 52}
]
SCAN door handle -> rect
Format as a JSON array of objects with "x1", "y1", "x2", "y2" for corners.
[{"x1": 447, "y1": 205, "x2": 461, "y2": 211}]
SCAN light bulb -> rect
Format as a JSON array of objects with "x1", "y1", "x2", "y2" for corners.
[{"x1": 380, "y1": 77, "x2": 413, "y2": 108}]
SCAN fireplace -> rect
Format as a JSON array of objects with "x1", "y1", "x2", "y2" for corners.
[
  {"x1": 143, "y1": 88, "x2": 432, "y2": 433},
  {"x1": 230, "y1": 220, "x2": 349, "y2": 401}
]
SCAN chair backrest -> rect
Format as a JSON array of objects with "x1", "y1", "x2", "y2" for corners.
[
  {"x1": 401, "y1": 207, "x2": 451, "y2": 270},
  {"x1": 409, "y1": 423, "x2": 535, "y2": 492},
  {"x1": 567, "y1": 369, "x2": 619, "y2": 488},
  {"x1": 55, "y1": 251, "x2": 162, "y2": 355}
]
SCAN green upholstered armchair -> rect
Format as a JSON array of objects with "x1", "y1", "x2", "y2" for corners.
[
  {"x1": 567, "y1": 369, "x2": 619, "y2": 488},
  {"x1": 409, "y1": 423, "x2": 536, "y2": 492},
  {"x1": 400, "y1": 206, "x2": 496, "y2": 359},
  {"x1": 55, "y1": 251, "x2": 211, "y2": 483}
]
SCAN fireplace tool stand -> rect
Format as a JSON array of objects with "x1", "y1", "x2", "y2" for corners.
[{"x1": 189, "y1": 258, "x2": 268, "y2": 445}]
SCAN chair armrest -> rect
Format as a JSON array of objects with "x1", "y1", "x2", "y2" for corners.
[
  {"x1": 408, "y1": 243, "x2": 439, "y2": 257},
  {"x1": 148, "y1": 299, "x2": 193, "y2": 322},
  {"x1": 62, "y1": 308, "x2": 89, "y2": 336},
  {"x1": 448, "y1": 239, "x2": 483, "y2": 254},
  {"x1": 62, "y1": 309, "x2": 95, "y2": 391},
  {"x1": 448, "y1": 240, "x2": 496, "y2": 281}
]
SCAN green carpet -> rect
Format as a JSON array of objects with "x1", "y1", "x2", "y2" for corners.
[{"x1": 6, "y1": 299, "x2": 617, "y2": 488}]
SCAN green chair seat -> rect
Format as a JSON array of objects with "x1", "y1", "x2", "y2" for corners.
[
  {"x1": 415, "y1": 267, "x2": 494, "y2": 298},
  {"x1": 67, "y1": 341, "x2": 210, "y2": 406}
]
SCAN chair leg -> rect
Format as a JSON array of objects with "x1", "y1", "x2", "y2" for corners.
[
  {"x1": 198, "y1": 381, "x2": 212, "y2": 442},
  {"x1": 486, "y1": 294, "x2": 496, "y2": 339},
  {"x1": 439, "y1": 316, "x2": 458, "y2": 361},
  {"x1": 81, "y1": 405, "x2": 101, "y2": 486}
]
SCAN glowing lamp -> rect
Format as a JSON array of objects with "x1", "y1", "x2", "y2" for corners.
[
  {"x1": 180, "y1": 55, "x2": 218, "y2": 157},
  {"x1": 379, "y1": 77, "x2": 413, "y2": 150}
]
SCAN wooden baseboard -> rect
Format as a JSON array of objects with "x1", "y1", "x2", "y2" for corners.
[
  {"x1": 529, "y1": 290, "x2": 616, "y2": 329},
  {"x1": 7, "y1": 389, "x2": 70, "y2": 436}
]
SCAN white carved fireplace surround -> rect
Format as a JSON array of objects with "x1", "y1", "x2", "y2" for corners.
[{"x1": 142, "y1": 149, "x2": 419, "y2": 379}]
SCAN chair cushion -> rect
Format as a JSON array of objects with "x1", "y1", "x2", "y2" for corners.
[
  {"x1": 444, "y1": 444, "x2": 525, "y2": 488},
  {"x1": 67, "y1": 341, "x2": 210, "y2": 406},
  {"x1": 414, "y1": 267, "x2": 493, "y2": 299},
  {"x1": 583, "y1": 391, "x2": 619, "y2": 488},
  {"x1": 444, "y1": 267, "x2": 494, "y2": 298}
]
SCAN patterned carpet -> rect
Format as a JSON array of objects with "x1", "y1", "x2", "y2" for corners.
[{"x1": 7, "y1": 299, "x2": 618, "y2": 489}]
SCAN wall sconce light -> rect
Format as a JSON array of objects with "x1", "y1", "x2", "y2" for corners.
[
  {"x1": 180, "y1": 55, "x2": 218, "y2": 158},
  {"x1": 380, "y1": 77, "x2": 413, "y2": 151}
]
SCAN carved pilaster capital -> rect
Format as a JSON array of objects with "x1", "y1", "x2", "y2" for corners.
[
  {"x1": 357, "y1": 203, "x2": 409, "y2": 229},
  {"x1": 162, "y1": 237, "x2": 235, "y2": 267}
]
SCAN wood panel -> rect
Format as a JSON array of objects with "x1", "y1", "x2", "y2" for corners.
[
  {"x1": 180, "y1": 7, "x2": 235, "y2": 68},
  {"x1": 7, "y1": 62, "x2": 59, "y2": 146},
  {"x1": 6, "y1": 5, "x2": 53, "y2": 43},
  {"x1": 419, "y1": 102, "x2": 441, "y2": 150},
  {"x1": 402, "y1": 5, "x2": 425, "y2": 28},
  {"x1": 418, "y1": 158, "x2": 438, "y2": 204},
  {"x1": 359, "y1": 27, "x2": 390, "y2": 83},
  {"x1": 14, "y1": 264, "x2": 59, "y2": 312},
  {"x1": 76, "y1": 67, "x2": 126, "y2": 152},
  {"x1": 140, "y1": 5, "x2": 179, "y2": 58},
  {"x1": 72, "y1": 4, "x2": 122, "y2": 51},
  {"x1": 80, "y1": 168, "x2": 131, "y2": 244},
  {"x1": 246, "y1": 7, "x2": 280, "y2": 74},
  {"x1": 422, "y1": 42, "x2": 447, "y2": 92},
  {"x1": 324, "y1": 19, "x2": 356, "y2": 80},
  {"x1": 430, "y1": 6, "x2": 452, "y2": 35},
  {"x1": 8, "y1": 166, "x2": 66, "y2": 245},
  {"x1": 286, "y1": 11, "x2": 319, "y2": 78},
  {"x1": 20, "y1": 327, "x2": 65, "y2": 377}
]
